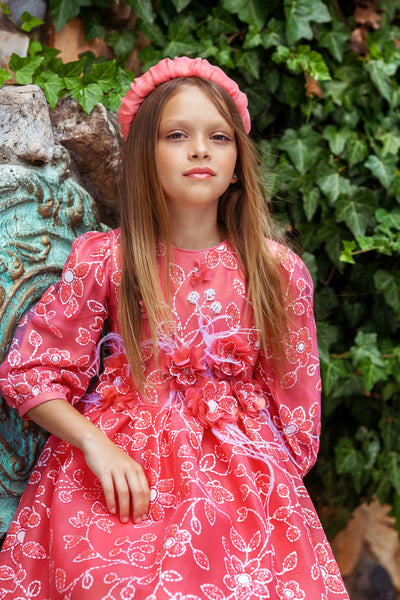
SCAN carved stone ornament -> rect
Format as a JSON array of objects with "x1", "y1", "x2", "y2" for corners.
[{"x1": 0, "y1": 145, "x2": 104, "y2": 540}]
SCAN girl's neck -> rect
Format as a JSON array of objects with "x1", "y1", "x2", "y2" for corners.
[{"x1": 168, "y1": 207, "x2": 226, "y2": 251}]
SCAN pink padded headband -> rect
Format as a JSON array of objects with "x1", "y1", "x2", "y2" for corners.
[{"x1": 117, "y1": 56, "x2": 251, "y2": 139}]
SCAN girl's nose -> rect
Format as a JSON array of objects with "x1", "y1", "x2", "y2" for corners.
[{"x1": 189, "y1": 137, "x2": 210, "y2": 159}]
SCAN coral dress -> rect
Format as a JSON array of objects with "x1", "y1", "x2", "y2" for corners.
[{"x1": 0, "y1": 229, "x2": 349, "y2": 600}]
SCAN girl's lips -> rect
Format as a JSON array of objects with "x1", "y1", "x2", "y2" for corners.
[{"x1": 184, "y1": 167, "x2": 215, "y2": 179}]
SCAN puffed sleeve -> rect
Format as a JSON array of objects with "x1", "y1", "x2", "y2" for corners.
[
  {"x1": 0, "y1": 230, "x2": 112, "y2": 417},
  {"x1": 255, "y1": 245, "x2": 321, "y2": 477}
]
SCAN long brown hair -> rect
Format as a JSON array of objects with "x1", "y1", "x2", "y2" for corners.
[{"x1": 118, "y1": 76, "x2": 287, "y2": 384}]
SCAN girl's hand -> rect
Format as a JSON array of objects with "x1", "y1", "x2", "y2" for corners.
[
  {"x1": 26, "y1": 399, "x2": 150, "y2": 524},
  {"x1": 82, "y1": 432, "x2": 150, "y2": 523}
]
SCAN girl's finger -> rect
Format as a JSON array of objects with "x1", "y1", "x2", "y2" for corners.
[
  {"x1": 126, "y1": 468, "x2": 150, "y2": 523},
  {"x1": 112, "y1": 472, "x2": 131, "y2": 523},
  {"x1": 100, "y1": 471, "x2": 117, "y2": 515}
]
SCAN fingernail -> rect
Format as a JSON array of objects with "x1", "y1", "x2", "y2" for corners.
[{"x1": 121, "y1": 516, "x2": 128, "y2": 523}]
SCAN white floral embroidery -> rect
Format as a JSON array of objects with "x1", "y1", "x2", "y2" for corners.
[
  {"x1": 204, "y1": 288, "x2": 216, "y2": 301},
  {"x1": 187, "y1": 291, "x2": 200, "y2": 304},
  {"x1": 210, "y1": 301, "x2": 222, "y2": 314}
]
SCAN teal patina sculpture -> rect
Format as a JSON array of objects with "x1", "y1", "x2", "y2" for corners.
[{"x1": 0, "y1": 146, "x2": 103, "y2": 541}]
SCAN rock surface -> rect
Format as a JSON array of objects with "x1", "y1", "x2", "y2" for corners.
[
  {"x1": 0, "y1": 85, "x2": 54, "y2": 162},
  {"x1": 5, "y1": 0, "x2": 46, "y2": 27},
  {"x1": 332, "y1": 501, "x2": 400, "y2": 598},
  {"x1": 51, "y1": 96, "x2": 123, "y2": 226}
]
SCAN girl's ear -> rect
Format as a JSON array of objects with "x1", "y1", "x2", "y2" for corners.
[{"x1": 231, "y1": 173, "x2": 238, "y2": 184}]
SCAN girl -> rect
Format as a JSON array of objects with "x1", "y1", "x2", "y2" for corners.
[{"x1": 0, "y1": 56, "x2": 349, "y2": 599}]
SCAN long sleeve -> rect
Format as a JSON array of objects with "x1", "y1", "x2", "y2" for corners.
[
  {"x1": 0, "y1": 230, "x2": 112, "y2": 417},
  {"x1": 255, "y1": 246, "x2": 321, "y2": 477}
]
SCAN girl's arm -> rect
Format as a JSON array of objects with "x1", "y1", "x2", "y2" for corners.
[
  {"x1": 256, "y1": 247, "x2": 321, "y2": 477},
  {"x1": 27, "y1": 398, "x2": 150, "y2": 524}
]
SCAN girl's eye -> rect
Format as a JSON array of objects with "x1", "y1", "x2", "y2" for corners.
[
  {"x1": 212, "y1": 134, "x2": 231, "y2": 142},
  {"x1": 166, "y1": 131, "x2": 185, "y2": 139}
]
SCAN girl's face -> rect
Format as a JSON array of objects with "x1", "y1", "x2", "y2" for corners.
[{"x1": 156, "y1": 85, "x2": 237, "y2": 214}]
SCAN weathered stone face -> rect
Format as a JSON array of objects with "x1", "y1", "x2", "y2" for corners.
[
  {"x1": 51, "y1": 96, "x2": 123, "y2": 227},
  {"x1": 0, "y1": 85, "x2": 54, "y2": 163},
  {"x1": 0, "y1": 87, "x2": 105, "y2": 542}
]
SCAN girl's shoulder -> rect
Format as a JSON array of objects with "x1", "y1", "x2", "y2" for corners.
[
  {"x1": 70, "y1": 227, "x2": 120, "y2": 259},
  {"x1": 265, "y1": 238, "x2": 314, "y2": 294}
]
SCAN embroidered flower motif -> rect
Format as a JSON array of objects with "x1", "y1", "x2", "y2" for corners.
[
  {"x1": 276, "y1": 405, "x2": 314, "y2": 456},
  {"x1": 191, "y1": 259, "x2": 213, "y2": 287},
  {"x1": 161, "y1": 525, "x2": 191, "y2": 558},
  {"x1": 232, "y1": 380, "x2": 265, "y2": 418},
  {"x1": 206, "y1": 335, "x2": 254, "y2": 379},
  {"x1": 14, "y1": 368, "x2": 53, "y2": 399},
  {"x1": 40, "y1": 348, "x2": 72, "y2": 368},
  {"x1": 187, "y1": 291, "x2": 200, "y2": 305},
  {"x1": 97, "y1": 353, "x2": 137, "y2": 411},
  {"x1": 59, "y1": 252, "x2": 90, "y2": 307},
  {"x1": 312, "y1": 542, "x2": 347, "y2": 593},
  {"x1": 210, "y1": 301, "x2": 222, "y2": 314},
  {"x1": 276, "y1": 580, "x2": 305, "y2": 599},
  {"x1": 185, "y1": 379, "x2": 238, "y2": 428},
  {"x1": 284, "y1": 327, "x2": 312, "y2": 368},
  {"x1": 2, "y1": 507, "x2": 45, "y2": 563},
  {"x1": 160, "y1": 345, "x2": 206, "y2": 391},
  {"x1": 224, "y1": 555, "x2": 272, "y2": 597},
  {"x1": 204, "y1": 288, "x2": 216, "y2": 301},
  {"x1": 148, "y1": 479, "x2": 176, "y2": 521}
]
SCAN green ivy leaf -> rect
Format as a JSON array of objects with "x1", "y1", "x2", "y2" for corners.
[
  {"x1": 349, "y1": 331, "x2": 385, "y2": 368},
  {"x1": 106, "y1": 30, "x2": 137, "y2": 62},
  {"x1": 323, "y1": 125, "x2": 352, "y2": 156},
  {"x1": 136, "y1": 19, "x2": 166, "y2": 46},
  {"x1": 206, "y1": 7, "x2": 238, "y2": 37},
  {"x1": 335, "y1": 437, "x2": 364, "y2": 475},
  {"x1": 170, "y1": 0, "x2": 192, "y2": 11},
  {"x1": 235, "y1": 51, "x2": 260, "y2": 79},
  {"x1": 303, "y1": 187, "x2": 320, "y2": 221},
  {"x1": 318, "y1": 21, "x2": 349, "y2": 63},
  {"x1": 54, "y1": 58, "x2": 86, "y2": 89},
  {"x1": 284, "y1": 0, "x2": 331, "y2": 45},
  {"x1": 340, "y1": 240, "x2": 356, "y2": 264},
  {"x1": 125, "y1": 0, "x2": 155, "y2": 23},
  {"x1": 83, "y1": 11, "x2": 107, "y2": 41},
  {"x1": 9, "y1": 54, "x2": 44, "y2": 84},
  {"x1": 335, "y1": 189, "x2": 376, "y2": 237},
  {"x1": 70, "y1": 82, "x2": 104, "y2": 114},
  {"x1": 20, "y1": 11, "x2": 44, "y2": 32},
  {"x1": 374, "y1": 270, "x2": 400, "y2": 315},
  {"x1": 377, "y1": 131, "x2": 400, "y2": 157},
  {"x1": 261, "y1": 18, "x2": 286, "y2": 49},
  {"x1": 49, "y1": 0, "x2": 82, "y2": 32},
  {"x1": 278, "y1": 125, "x2": 322, "y2": 175},
  {"x1": 365, "y1": 59, "x2": 395, "y2": 103},
  {"x1": 164, "y1": 19, "x2": 201, "y2": 58},
  {"x1": 0, "y1": 3, "x2": 11, "y2": 15},
  {"x1": 222, "y1": 0, "x2": 269, "y2": 28},
  {"x1": 344, "y1": 135, "x2": 369, "y2": 167},
  {"x1": 365, "y1": 154, "x2": 397, "y2": 190},
  {"x1": 34, "y1": 71, "x2": 64, "y2": 109},
  {"x1": 322, "y1": 358, "x2": 348, "y2": 396},
  {"x1": 0, "y1": 68, "x2": 12, "y2": 85},
  {"x1": 316, "y1": 166, "x2": 354, "y2": 205},
  {"x1": 91, "y1": 61, "x2": 117, "y2": 93}
]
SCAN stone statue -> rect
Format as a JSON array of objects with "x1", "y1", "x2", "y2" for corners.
[{"x1": 0, "y1": 85, "x2": 112, "y2": 541}]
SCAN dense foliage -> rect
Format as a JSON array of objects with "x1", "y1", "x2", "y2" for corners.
[{"x1": 1, "y1": 0, "x2": 400, "y2": 538}]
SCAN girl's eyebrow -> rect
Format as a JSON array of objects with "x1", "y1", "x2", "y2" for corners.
[{"x1": 160, "y1": 118, "x2": 233, "y2": 131}]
